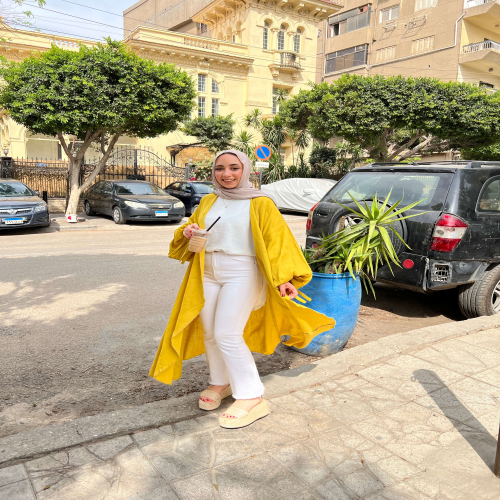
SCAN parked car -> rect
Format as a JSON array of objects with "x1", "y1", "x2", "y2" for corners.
[
  {"x1": 84, "y1": 180, "x2": 185, "y2": 224},
  {"x1": 0, "y1": 179, "x2": 50, "y2": 230},
  {"x1": 306, "y1": 161, "x2": 500, "y2": 318},
  {"x1": 262, "y1": 178, "x2": 337, "y2": 213},
  {"x1": 165, "y1": 181, "x2": 215, "y2": 215}
]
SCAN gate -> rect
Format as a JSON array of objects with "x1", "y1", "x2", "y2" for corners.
[{"x1": 81, "y1": 148, "x2": 187, "y2": 189}]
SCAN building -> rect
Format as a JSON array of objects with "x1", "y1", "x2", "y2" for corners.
[
  {"x1": 317, "y1": 0, "x2": 500, "y2": 91},
  {"x1": 0, "y1": 0, "x2": 342, "y2": 167}
]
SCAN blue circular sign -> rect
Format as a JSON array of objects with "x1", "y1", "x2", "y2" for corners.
[{"x1": 255, "y1": 145, "x2": 272, "y2": 161}]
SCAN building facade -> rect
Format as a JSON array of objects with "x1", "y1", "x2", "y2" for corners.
[
  {"x1": 317, "y1": 0, "x2": 500, "y2": 91},
  {"x1": 0, "y1": 0, "x2": 341, "y2": 168}
]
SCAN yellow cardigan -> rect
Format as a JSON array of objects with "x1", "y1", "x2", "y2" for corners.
[{"x1": 150, "y1": 194, "x2": 336, "y2": 385}]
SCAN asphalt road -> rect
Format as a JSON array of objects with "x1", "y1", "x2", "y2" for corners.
[{"x1": 0, "y1": 215, "x2": 462, "y2": 438}]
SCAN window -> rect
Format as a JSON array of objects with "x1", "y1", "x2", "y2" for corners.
[
  {"x1": 198, "y1": 96, "x2": 206, "y2": 117},
  {"x1": 279, "y1": 147, "x2": 286, "y2": 164},
  {"x1": 294, "y1": 28, "x2": 301, "y2": 53},
  {"x1": 212, "y1": 98, "x2": 219, "y2": 117},
  {"x1": 278, "y1": 24, "x2": 286, "y2": 50},
  {"x1": 325, "y1": 45, "x2": 368, "y2": 73},
  {"x1": 196, "y1": 23, "x2": 208, "y2": 35},
  {"x1": 480, "y1": 81, "x2": 495, "y2": 89},
  {"x1": 478, "y1": 178, "x2": 500, "y2": 212},
  {"x1": 328, "y1": 5, "x2": 370, "y2": 38},
  {"x1": 198, "y1": 74, "x2": 206, "y2": 92},
  {"x1": 380, "y1": 5, "x2": 399, "y2": 22},
  {"x1": 263, "y1": 21, "x2": 269, "y2": 49},
  {"x1": 272, "y1": 88, "x2": 285, "y2": 114},
  {"x1": 415, "y1": 0, "x2": 437, "y2": 11},
  {"x1": 376, "y1": 45, "x2": 396, "y2": 62},
  {"x1": 232, "y1": 34, "x2": 236, "y2": 43},
  {"x1": 411, "y1": 36, "x2": 434, "y2": 54},
  {"x1": 212, "y1": 79, "x2": 220, "y2": 93}
]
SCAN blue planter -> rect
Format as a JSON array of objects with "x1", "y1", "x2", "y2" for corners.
[{"x1": 291, "y1": 272, "x2": 362, "y2": 356}]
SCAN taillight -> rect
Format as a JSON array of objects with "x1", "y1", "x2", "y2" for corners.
[
  {"x1": 430, "y1": 214, "x2": 468, "y2": 252},
  {"x1": 306, "y1": 202, "x2": 319, "y2": 231}
]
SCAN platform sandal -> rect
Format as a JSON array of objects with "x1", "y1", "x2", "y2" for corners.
[
  {"x1": 219, "y1": 400, "x2": 270, "y2": 429},
  {"x1": 199, "y1": 385, "x2": 232, "y2": 411}
]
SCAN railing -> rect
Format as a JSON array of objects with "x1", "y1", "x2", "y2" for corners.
[
  {"x1": 50, "y1": 39, "x2": 81, "y2": 50},
  {"x1": 280, "y1": 52, "x2": 301, "y2": 69},
  {"x1": 464, "y1": 0, "x2": 498, "y2": 7},
  {"x1": 462, "y1": 40, "x2": 500, "y2": 53},
  {"x1": 184, "y1": 37, "x2": 220, "y2": 51}
]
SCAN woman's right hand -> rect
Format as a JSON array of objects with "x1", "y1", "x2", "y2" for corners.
[{"x1": 183, "y1": 223, "x2": 200, "y2": 239}]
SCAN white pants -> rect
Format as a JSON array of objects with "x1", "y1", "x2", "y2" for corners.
[{"x1": 199, "y1": 252, "x2": 265, "y2": 400}]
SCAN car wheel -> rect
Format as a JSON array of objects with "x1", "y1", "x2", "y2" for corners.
[
  {"x1": 191, "y1": 204, "x2": 199, "y2": 214},
  {"x1": 84, "y1": 200, "x2": 96, "y2": 216},
  {"x1": 458, "y1": 264, "x2": 500, "y2": 318},
  {"x1": 112, "y1": 206, "x2": 126, "y2": 225}
]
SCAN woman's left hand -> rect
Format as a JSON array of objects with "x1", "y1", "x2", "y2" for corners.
[{"x1": 278, "y1": 282, "x2": 298, "y2": 300}]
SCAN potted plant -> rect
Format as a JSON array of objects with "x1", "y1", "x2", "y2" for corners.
[{"x1": 292, "y1": 193, "x2": 424, "y2": 356}]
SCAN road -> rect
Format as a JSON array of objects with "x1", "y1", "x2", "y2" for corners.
[{"x1": 0, "y1": 215, "x2": 462, "y2": 438}]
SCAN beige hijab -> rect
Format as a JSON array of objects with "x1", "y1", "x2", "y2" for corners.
[{"x1": 212, "y1": 149, "x2": 270, "y2": 200}]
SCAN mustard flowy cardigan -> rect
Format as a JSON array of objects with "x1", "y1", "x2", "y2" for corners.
[{"x1": 149, "y1": 193, "x2": 336, "y2": 385}]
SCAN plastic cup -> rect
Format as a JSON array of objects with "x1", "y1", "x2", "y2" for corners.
[{"x1": 189, "y1": 229, "x2": 210, "y2": 253}]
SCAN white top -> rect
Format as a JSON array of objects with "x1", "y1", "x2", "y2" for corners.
[{"x1": 204, "y1": 198, "x2": 255, "y2": 256}]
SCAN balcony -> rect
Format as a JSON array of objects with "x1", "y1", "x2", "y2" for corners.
[
  {"x1": 464, "y1": 0, "x2": 500, "y2": 36},
  {"x1": 269, "y1": 51, "x2": 303, "y2": 79},
  {"x1": 460, "y1": 40, "x2": 500, "y2": 73}
]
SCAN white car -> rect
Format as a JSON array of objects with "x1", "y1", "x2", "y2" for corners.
[{"x1": 262, "y1": 178, "x2": 337, "y2": 213}]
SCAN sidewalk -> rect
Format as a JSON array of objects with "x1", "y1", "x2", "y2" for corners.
[{"x1": 1, "y1": 316, "x2": 500, "y2": 500}]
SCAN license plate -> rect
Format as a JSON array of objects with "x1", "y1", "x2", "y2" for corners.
[
  {"x1": 155, "y1": 211, "x2": 169, "y2": 217},
  {"x1": 5, "y1": 218, "x2": 23, "y2": 225}
]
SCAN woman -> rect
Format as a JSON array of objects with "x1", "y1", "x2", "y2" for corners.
[{"x1": 150, "y1": 150, "x2": 335, "y2": 429}]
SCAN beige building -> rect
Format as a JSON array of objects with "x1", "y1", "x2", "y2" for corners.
[
  {"x1": 317, "y1": 0, "x2": 500, "y2": 91},
  {"x1": 0, "y1": 0, "x2": 342, "y2": 167}
]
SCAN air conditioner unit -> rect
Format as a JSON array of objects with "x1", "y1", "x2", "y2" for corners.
[
  {"x1": 406, "y1": 14, "x2": 427, "y2": 28},
  {"x1": 383, "y1": 21, "x2": 397, "y2": 31}
]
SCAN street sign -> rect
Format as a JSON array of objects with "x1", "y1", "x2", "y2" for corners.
[
  {"x1": 255, "y1": 161, "x2": 269, "y2": 169},
  {"x1": 255, "y1": 145, "x2": 272, "y2": 161}
]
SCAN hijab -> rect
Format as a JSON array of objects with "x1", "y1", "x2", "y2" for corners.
[{"x1": 212, "y1": 149, "x2": 270, "y2": 200}]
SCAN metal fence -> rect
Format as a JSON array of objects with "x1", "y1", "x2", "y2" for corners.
[{"x1": 0, "y1": 148, "x2": 188, "y2": 198}]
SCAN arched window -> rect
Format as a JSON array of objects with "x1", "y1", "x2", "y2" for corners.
[
  {"x1": 294, "y1": 28, "x2": 302, "y2": 53},
  {"x1": 278, "y1": 24, "x2": 286, "y2": 50},
  {"x1": 212, "y1": 79, "x2": 219, "y2": 94},
  {"x1": 263, "y1": 21, "x2": 269, "y2": 49}
]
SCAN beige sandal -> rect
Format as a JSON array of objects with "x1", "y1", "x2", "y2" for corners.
[
  {"x1": 199, "y1": 385, "x2": 232, "y2": 411},
  {"x1": 219, "y1": 400, "x2": 270, "y2": 429}
]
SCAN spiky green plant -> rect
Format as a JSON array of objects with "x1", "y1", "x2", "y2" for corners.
[{"x1": 304, "y1": 192, "x2": 426, "y2": 296}]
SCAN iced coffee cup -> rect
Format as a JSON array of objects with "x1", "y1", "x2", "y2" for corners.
[{"x1": 189, "y1": 229, "x2": 211, "y2": 253}]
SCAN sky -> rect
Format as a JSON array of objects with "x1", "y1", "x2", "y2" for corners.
[{"x1": 8, "y1": 0, "x2": 137, "y2": 41}]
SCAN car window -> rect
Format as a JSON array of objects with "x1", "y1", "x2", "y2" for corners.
[
  {"x1": 169, "y1": 183, "x2": 179, "y2": 190},
  {"x1": 91, "y1": 181, "x2": 103, "y2": 192},
  {"x1": 114, "y1": 183, "x2": 167, "y2": 196},
  {"x1": 324, "y1": 172, "x2": 454, "y2": 211},
  {"x1": 193, "y1": 183, "x2": 215, "y2": 194},
  {"x1": 179, "y1": 183, "x2": 190, "y2": 193},
  {"x1": 478, "y1": 177, "x2": 500, "y2": 212},
  {"x1": 102, "y1": 181, "x2": 112, "y2": 193},
  {"x1": 0, "y1": 181, "x2": 33, "y2": 197}
]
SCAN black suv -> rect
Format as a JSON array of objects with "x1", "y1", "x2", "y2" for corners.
[{"x1": 306, "y1": 161, "x2": 500, "y2": 318}]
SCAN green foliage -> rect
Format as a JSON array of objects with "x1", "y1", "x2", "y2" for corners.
[
  {"x1": 461, "y1": 143, "x2": 500, "y2": 161},
  {"x1": 303, "y1": 193, "x2": 425, "y2": 295},
  {"x1": 0, "y1": 40, "x2": 196, "y2": 139},
  {"x1": 183, "y1": 115, "x2": 235, "y2": 153},
  {"x1": 191, "y1": 155, "x2": 214, "y2": 181},
  {"x1": 233, "y1": 130, "x2": 256, "y2": 158},
  {"x1": 280, "y1": 75, "x2": 500, "y2": 162}
]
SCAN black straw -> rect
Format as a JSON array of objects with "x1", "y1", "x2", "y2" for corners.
[{"x1": 206, "y1": 216, "x2": 221, "y2": 232}]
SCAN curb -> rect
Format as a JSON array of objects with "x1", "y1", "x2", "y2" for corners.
[{"x1": 1, "y1": 314, "x2": 500, "y2": 469}]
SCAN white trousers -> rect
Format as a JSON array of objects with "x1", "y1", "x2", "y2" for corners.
[{"x1": 199, "y1": 252, "x2": 265, "y2": 400}]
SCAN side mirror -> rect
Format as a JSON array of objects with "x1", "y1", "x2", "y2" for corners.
[{"x1": 34, "y1": 190, "x2": 40, "y2": 196}]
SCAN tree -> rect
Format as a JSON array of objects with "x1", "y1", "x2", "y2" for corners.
[
  {"x1": 280, "y1": 74, "x2": 500, "y2": 162},
  {"x1": 461, "y1": 143, "x2": 500, "y2": 161},
  {"x1": 0, "y1": 40, "x2": 196, "y2": 214},
  {"x1": 182, "y1": 115, "x2": 235, "y2": 153},
  {"x1": 1, "y1": 1, "x2": 46, "y2": 30}
]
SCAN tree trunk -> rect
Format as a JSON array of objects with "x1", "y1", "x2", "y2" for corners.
[{"x1": 65, "y1": 157, "x2": 83, "y2": 216}]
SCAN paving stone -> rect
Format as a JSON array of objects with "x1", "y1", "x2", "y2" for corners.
[
  {"x1": 314, "y1": 477, "x2": 358, "y2": 500},
  {"x1": 211, "y1": 429, "x2": 262, "y2": 467},
  {"x1": 0, "y1": 479, "x2": 35, "y2": 500},
  {"x1": 171, "y1": 471, "x2": 216, "y2": 500},
  {"x1": 270, "y1": 440, "x2": 330, "y2": 485},
  {"x1": 86, "y1": 435, "x2": 134, "y2": 461},
  {"x1": 132, "y1": 429, "x2": 176, "y2": 459},
  {"x1": 175, "y1": 431, "x2": 212, "y2": 466},
  {"x1": 0, "y1": 464, "x2": 27, "y2": 487},
  {"x1": 339, "y1": 469, "x2": 384, "y2": 497},
  {"x1": 152, "y1": 454, "x2": 208, "y2": 483},
  {"x1": 122, "y1": 485, "x2": 179, "y2": 500},
  {"x1": 172, "y1": 414, "x2": 219, "y2": 435}
]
